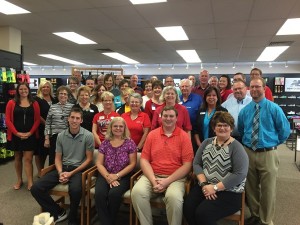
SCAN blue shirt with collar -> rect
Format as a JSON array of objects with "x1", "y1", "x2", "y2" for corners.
[
  {"x1": 180, "y1": 93, "x2": 203, "y2": 124},
  {"x1": 222, "y1": 95, "x2": 252, "y2": 137},
  {"x1": 238, "y1": 98, "x2": 290, "y2": 148}
]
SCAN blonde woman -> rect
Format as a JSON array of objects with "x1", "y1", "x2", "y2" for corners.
[
  {"x1": 95, "y1": 117, "x2": 137, "y2": 225},
  {"x1": 35, "y1": 80, "x2": 57, "y2": 176},
  {"x1": 115, "y1": 87, "x2": 135, "y2": 115}
]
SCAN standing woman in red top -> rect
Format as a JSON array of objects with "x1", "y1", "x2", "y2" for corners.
[
  {"x1": 218, "y1": 75, "x2": 233, "y2": 103},
  {"x1": 122, "y1": 93, "x2": 151, "y2": 152},
  {"x1": 144, "y1": 80, "x2": 164, "y2": 121},
  {"x1": 6, "y1": 82, "x2": 40, "y2": 190}
]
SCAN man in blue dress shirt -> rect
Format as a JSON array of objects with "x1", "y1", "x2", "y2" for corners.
[
  {"x1": 180, "y1": 79, "x2": 202, "y2": 153},
  {"x1": 222, "y1": 79, "x2": 252, "y2": 142},
  {"x1": 238, "y1": 77, "x2": 290, "y2": 225}
]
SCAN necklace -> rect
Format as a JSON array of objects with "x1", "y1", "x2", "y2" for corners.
[{"x1": 215, "y1": 137, "x2": 231, "y2": 150}]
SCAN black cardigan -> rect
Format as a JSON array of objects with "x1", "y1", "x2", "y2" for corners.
[{"x1": 193, "y1": 105, "x2": 228, "y2": 142}]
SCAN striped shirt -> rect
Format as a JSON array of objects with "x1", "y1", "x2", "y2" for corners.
[{"x1": 44, "y1": 102, "x2": 74, "y2": 135}]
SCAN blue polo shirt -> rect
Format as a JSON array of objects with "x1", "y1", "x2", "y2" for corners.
[{"x1": 180, "y1": 93, "x2": 203, "y2": 124}]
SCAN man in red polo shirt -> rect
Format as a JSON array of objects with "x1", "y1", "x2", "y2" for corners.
[{"x1": 131, "y1": 106, "x2": 194, "y2": 225}]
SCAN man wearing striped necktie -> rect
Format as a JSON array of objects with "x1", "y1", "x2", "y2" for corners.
[{"x1": 238, "y1": 77, "x2": 290, "y2": 225}]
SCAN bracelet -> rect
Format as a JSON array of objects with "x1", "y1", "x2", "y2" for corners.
[
  {"x1": 198, "y1": 181, "x2": 209, "y2": 188},
  {"x1": 116, "y1": 173, "x2": 120, "y2": 180}
]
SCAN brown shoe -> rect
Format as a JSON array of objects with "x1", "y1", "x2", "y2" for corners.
[{"x1": 245, "y1": 216, "x2": 260, "y2": 225}]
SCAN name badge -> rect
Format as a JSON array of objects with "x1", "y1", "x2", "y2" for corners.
[
  {"x1": 152, "y1": 106, "x2": 156, "y2": 110},
  {"x1": 200, "y1": 112, "x2": 205, "y2": 115},
  {"x1": 90, "y1": 109, "x2": 94, "y2": 113},
  {"x1": 100, "y1": 116, "x2": 105, "y2": 119}
]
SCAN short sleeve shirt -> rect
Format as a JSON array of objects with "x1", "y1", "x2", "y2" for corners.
[
  {"x1": 93, "y1": 111, "x2": 120, "y2": 141},
  {"x1": 99, "y1": 139, "x2": 136, "y2": 173}
]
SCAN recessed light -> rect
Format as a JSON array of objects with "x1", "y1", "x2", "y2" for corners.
[
  {"x1": 256, "y1": 46, "x2": 289, "y2": 61},
  {"x1": 53, "y1": 32, "x2": 97, "y2": 44},
  {"x1": 155, "y1": 26, "x2": 189, "y2": 41},
  {"x1": 0, "y1": 0, "x2": 30, "y2": 15},
  {"x1": 23, "y1": 62, "x2": 37, "y2": 66},
  {"x1": 176, "y1": 50, "x2": 201, "y2": 63},
  {"x1": 277, "y1": 18, "x2": 300, "y2": 35},
  {"x1": 102, "y1": 52, "x2": 139, "y2": 64},
  {"x1": 38, "y1": 54, "x2": 85, "y2": 65},
  {"x1": 130, "y1": 0, "x2": 167, "y2": 5}
]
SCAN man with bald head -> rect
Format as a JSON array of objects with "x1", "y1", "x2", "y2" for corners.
[
  {"x1": 192, "y1": 70, "x2": 210, "y2": 97},
  {"x1": 130, "y1": 74, "x2": 143, "y2": 95}
]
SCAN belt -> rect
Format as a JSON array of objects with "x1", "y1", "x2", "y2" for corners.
[{"x1": 244, "y1": 145, "x2": 277, "y2": 152}]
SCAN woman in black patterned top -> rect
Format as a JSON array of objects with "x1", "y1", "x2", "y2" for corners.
[
  {"x1": 183, "y1": 111, "x2": 249, "y2": 225},
  {"x1": 44, "y1": 86, "x2": 73, "y2": 165},
  {"x1": 73, "y1": 86, "x2": 98, "y2": 132}
]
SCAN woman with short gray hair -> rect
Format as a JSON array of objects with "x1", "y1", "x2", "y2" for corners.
[
  {"x1": 121, "y1": 93, "x2": 151, "y2": 152},
  {"x1": 151, "y1": 86, "x2": 192, "y2": 135}
]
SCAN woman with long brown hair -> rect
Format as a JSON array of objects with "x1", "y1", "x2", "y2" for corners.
[{"x1": 6, "y1": 82, "x2": 40, "y2": 190}]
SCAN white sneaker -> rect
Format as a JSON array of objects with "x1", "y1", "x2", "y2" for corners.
[{"x1": 55, "y1": 210, "x2": 68, "y2": 224}]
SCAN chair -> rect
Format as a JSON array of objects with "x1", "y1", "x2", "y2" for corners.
[
  {"x1": 223, "y1": 191, "x2": 245, "y2": 225},
  {"x1": 86, "y1": 152, "x2": 141, "y2": 225},
  {"x1": 40, "y1": 149, "x2": 99, "y2": 225}
]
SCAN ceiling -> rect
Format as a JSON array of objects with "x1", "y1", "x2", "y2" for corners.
[{"x1": 1, "y1": 0, "x2": 300, "y2": 67}]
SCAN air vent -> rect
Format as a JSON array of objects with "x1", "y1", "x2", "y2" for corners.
[
  {"x1": 95, "y1": 48, "x2": 114, "y2": 52},
  {"x1": 269, "y1": 41, "x2": 294, "y2": 46}
]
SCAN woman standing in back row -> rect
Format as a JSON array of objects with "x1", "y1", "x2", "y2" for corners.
[{"x1": 6, "y1": 82, "x2": 40, "y2": 190}]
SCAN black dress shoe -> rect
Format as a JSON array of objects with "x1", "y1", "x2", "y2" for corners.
[{"x1": 245, "y1": 216, "x2": 260, "y2": 225}]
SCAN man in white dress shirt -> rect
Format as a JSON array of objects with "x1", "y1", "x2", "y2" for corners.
[{"x1": 222, "y1": 79, "x2": 252, "y2": 142}]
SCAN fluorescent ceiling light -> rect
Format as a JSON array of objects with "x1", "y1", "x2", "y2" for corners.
[
  {"x1": 102, "y1": 53, "x2": 139, "y2": 64},
  {"x1": 256, "y1": 46, "x2": 289, "y2": 61},
  {"x1": 53, "y1": 32, "x2": 97, "y2": 44},
  {"x1": 0, "y1": 0, "x2": 30, "y2": 14},
  {"x1": 130, "y1": 0, "x2": 167, "y2": 5},
  {"x1": 155, "y1": 26, "x2": 189, "y2": 41},
  {"x1": 277, "y1": 18, "x2": 300, "y2": 35},
  {"x1": 38, "y1": 54, "x2": 85, "y2": 65},
  {"x1": 176, "y1": 50, "x2": 201, "y2": 63},
  {"x1": 23, "y1": 62, "x2": 37, "y2": 66}
]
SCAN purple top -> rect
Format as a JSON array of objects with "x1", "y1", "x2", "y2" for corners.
[{"x1": 99, "y1": 138, "x2": 136, "y2": 173}]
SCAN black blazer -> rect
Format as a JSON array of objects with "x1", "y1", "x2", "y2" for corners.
[{"x1": 193, "y1": 105, "x2": 228, "y2": 142}]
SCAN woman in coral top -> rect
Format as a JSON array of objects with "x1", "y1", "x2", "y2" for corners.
[
  {"x1": 6, "y1": 82, "x2": 40, "y2": 190},
  {"x1": 218, "y1": 75, "x2": 233, "y2": 103}
]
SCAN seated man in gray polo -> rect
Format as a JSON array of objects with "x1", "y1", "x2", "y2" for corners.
[{"x1": 31, "y1": 107, "x2": 94, "y2": 225}]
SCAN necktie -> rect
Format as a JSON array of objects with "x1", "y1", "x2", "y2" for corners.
[{"x1": 251, "y1": 104, "x2": 259, "y2": 150}]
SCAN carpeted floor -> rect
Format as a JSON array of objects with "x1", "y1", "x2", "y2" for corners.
[{"x1": 0, "y1": 144, "x2": 299, "y2": 225}]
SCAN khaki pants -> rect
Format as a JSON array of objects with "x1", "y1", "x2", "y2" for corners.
[
  {"x1": 131, "y1": 175, "x2": 185, "y2": 225},
  {"x1": 245, "y1": 147, "x2": 279, "y2": 225}
]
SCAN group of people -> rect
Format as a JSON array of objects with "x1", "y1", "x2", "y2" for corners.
[{"x1": 5, "y1": 68, "x2": 290, "y2": 225}]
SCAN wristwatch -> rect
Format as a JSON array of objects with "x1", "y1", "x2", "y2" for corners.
[
  {"x1": 198, "y1": 181, "x2": 209, "y2": 188},
  {"x1": 213, "y1": 184, "x2": 218, "y2": 192}
]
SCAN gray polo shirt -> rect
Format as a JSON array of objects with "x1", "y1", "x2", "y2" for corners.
[{"x1": 56, "y1": 127, "x2": 94, "y2": 167}]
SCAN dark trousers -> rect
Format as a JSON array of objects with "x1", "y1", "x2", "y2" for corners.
[
  {"x1": 183, "y1": 185, "x2": 242, "y2": 225},
  {"x1": 94, "y1": 174, "x2": 130, "y2": 225},
  {"x1": 48, "y1": 134, "x2": 58, "y2": 165},
  {"x1": 30, "y1": 166, "x2": 82, "y2": 222}
]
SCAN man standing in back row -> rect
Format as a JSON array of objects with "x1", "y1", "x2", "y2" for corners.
[
  {"x1": 192, "y1": 70, "x2": 210, "y2": 98},
  {"x1": 238, "y1": 77, "x2": 290, "y2": 225}
]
